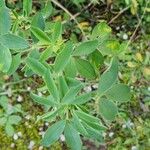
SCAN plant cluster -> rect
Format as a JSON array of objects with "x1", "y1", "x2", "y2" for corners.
[
  {"x1": 0, "y1": 96, "x2": 23, "y2": 136},
  {"x1": 0, "y1": 0, "x2": 131, "y2": 149}
]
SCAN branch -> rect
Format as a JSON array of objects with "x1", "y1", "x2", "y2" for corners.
[{"x1": 51, "y1": 0, "x2": 87, "y2": 39}]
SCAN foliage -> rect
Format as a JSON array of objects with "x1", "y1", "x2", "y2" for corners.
[
  {"x1": 0, "y1": 0, "x2": 141, "y2": 149},
  {"x1": 0, "y1": 96, "x2": 23, "y2": 136}
]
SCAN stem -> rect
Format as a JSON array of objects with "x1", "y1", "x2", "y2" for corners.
[
  {"x1": 0, "y1": 89, "x2": 29, "y2": 96},
  {"x1": 108, "y1": 6, "x2": 130, "y2": 25},
  {"x1": 51, "y1": 0, "x2": 87, "y2": 40}
]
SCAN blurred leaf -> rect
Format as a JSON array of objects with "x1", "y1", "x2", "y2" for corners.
[
  {"x1": 8, "y1": 115, "x2": 21, "y2": 125},
  {"x1": 100, "y1": 39, "x2": 123, "y2": 56},
  {"x1": 82, "y1": 121, "x2": 104, "y2": 142},
  {"x1": 62, "y1": 84, "x2": 83, "y2": 103},
  {"x1": 72, "y1": 92, "x2": 92, "y2": 104},
  {"x1": 41, "y1": 120, "x2": 65, "y2": 146},
  {"x1": 32, "y1": 13, "x2": 45, "y2": 30},
  {"x1": 0, "y1": 117, "x2": 7, "y2": 126},
  {"x1": 51, "y1": 21, "x2": 62, "y2": 43},
  {"x1": 72, "y1": 113, "x2": 88, "y2": 136},
  {"x1": 44, "y1": 69, "x2": 59, "y2": 101},
  {"x1": 0, "y1": 43, "x2": 12, "y2": 72},
  {"x1": 130, "y1": 0, "x2": 138, "y2": 15},
  {"x1": 31, "y1": 13, "x2": 45, "y2": 43},
  {"x1": 30, "y1": 93, "x2": 56, "y2": 106},
  {"x1": 0, "y1": 0, "x2": 5, "y2": 7},
  {"x1": 88, "y1": 50, "x2": 104, "y2": 68},
  {"x1": 5, "y1": 123, "x2": 14, "y2": 136},
  {"x1": 0, "y1": 7, "x2": 11, "y2": 35},
  {"x1": 98, "y1": 57, "x2": 118, "y2": 96},
  {"x1": 54, "y1": 42, "x2": 73, "y2": 73},
  {"x1": 91, "y1": 22, "x2": 111, "y2": 40},
  {"x1": 75, "y1": 110, "x2": 100, "y2": 124},
  {"x1": 58, "y1": 76, "x2": 69, "y2": 99},
  {"x1": 64, "y1": 122, "x2": 82, "y2": 150},
  {"x1": 0, "y1": 96, "x2": 9, "y2": 110},
  {"x1": 31, "y1": 26, "x2": 51, "y2": 44},
  {"x1": 75, "y1": 58, "x2": 96, "y2": 79},
  {"x1": 7, "y1": 53, "x2": 21, "y2": 75},
  {"x1": 106, "y1": 84, "x2": 131, "y2": 102},
  {"x1": 23, "y1": 0, "x2": 32, "y2": 16},
  {"x1": 99, "y1": 99, "x2": 118, "y2": 121},
  {"x1": 0, "y1": 34, "x2": 29, "y2": 51},
  {"x1": 40, "y1": 47, "x2": 53, "y2": 61},
  {"x1": 41, "y1": 1, "x2": 53, "y2": 19},
  {"x1": 38, "y1": 107, "x2": 64, "y2": 122},
  {"x1": 64, "y1": 58, "x2": 77, "y2": 78},
  {"x1": 73, "y1": 40, "x2": 98, "y2": 56},
  {"x1": 26, "y1": 57, "x2": 46, "y2": 76}
]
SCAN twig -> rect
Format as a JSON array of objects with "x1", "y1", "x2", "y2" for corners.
[
  {"x1": 0, "y1": 89, "x2": 29, "y2": 96},
  {"x1": 108, "y1": 6, "x2": 130, "y2": 25},
  {"x1": 126, "y1": 0, "x2": 150, "y2": 49},
  {"x1": 73, "y1": 2, "x2": 93, "y2": 18},
  {"x1": 4, "y1": 79, "x2": 27, "y2": 86},
  {"x1": 51, "y1": 0, "x2": 87, "y2": 39}
]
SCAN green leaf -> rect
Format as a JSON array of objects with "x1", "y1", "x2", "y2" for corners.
[
  {"x1": 66, "y1": 77, "x2": 82, "y2": 87},
  {"x1": 30, "y1": 93, "x2": 57, "y2": 106},
  {"x1": 99, "y1": 99, "x2": 118, "y2": 121},
  {"x1": 44, "y1": 69, "x2": 59, "y2": 101},
  {"x1": 84, "y1": 121, "x2": 107, "y2": 131},
  {"x1": 0, "y1": 34, "x2": 29, "y2": 50},
  {"x1": 41, "y1": 120, "x2": 65, "y2": 147},
  {"x1": 0, "y1": 43, "x2": 12, "y2": 72},
  {"x1": 0, "y1": 7, "x2": 11, "y2": 35},
  {"x1": 82, "y1": 121, "x2": 104, "y2": 143},
  {"x1": 73, "y1": 40, "x2": 98, "y2": 56},
  {"x1": 5, "y1": 123, "x2": 14, "y2": 136},
  {"x1": 88, "y1": 50, "x2": 104, "y2": 68},
  {"x1": 75, "y1": 110, "x2": 100, "y2": 124},
  {"x1": 91, "y1": 22, "x2": 111, "y2": 39},
  {"x1": 0, "y1": 0, "x2": 5, "y2": 7},
  {"x1": 40, "y1": 47, "x2": 53, "y2": 61},
  {"x1": 54, "y1": 42, "x2": 73, "y2": 73},
  {"x1": 31, "y1": 13, "x2": 45, "y2": 42},
  {"x1": 31, "y1": 13, "x2": 45, "y2": 30},
  {"x1": 0, "y1": 96, "x2": 8, "y2": 110},
  {"x1": 58, "y1": 76, "x2": 69, "y2": 99},
  {"x1": 61, "y1": 84, "x2": 83, "y2": 103},
  {"x1": 51, "y1": 21, "x2": 62, "y2": 43},
  {"x1": 26, "y1": 57, "x2": 46, "y2": 76},
  {"x1": 23, "y1": 0, "x2": 32, "y2": 16},
  {"x1": 7, "y1": 53, "x2": 21, "y2": 75},
  {"x1": 100, "y1": 39, "x2": 122, "y2": 56},
  {"x1": 0, "y1": 117, "x2": 7, "y2": 126},
  {"x1": 64, "y1": 122, "x2": 82, "y2": 150},
  {"x1": 106, "y1": 84, "x2": 131, "y2": 102},
  {"x1": 72, "y1": 113, "x2": 88, "y2": 136},
  {"x1": 64, "y1": 57, "x2": 77, "y2": 78},
  {"x1": 75, "y1": 58, "x2": 96, "y2": 79},
  {"x1": 12, "y1": 20, "x2": 19, "y2": 33},
  {"x1": 8, "y1": 115, "x2": 21, "y2": 125},
  {"x1": 41, "y1": 1, "x2": 53, "y2": 19},
  {"x1": 38, "y1": 107, "x2": 64, "y2": 122},
  {"x1": 31, "y1": 26, "x2": 51, "y2": 44},
  {"x1": 98, "y1": 57, "x2": 118, "y2": 96},
  {"x1": 72, "y1": 92, "x2": 92, "y2": 104}
]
